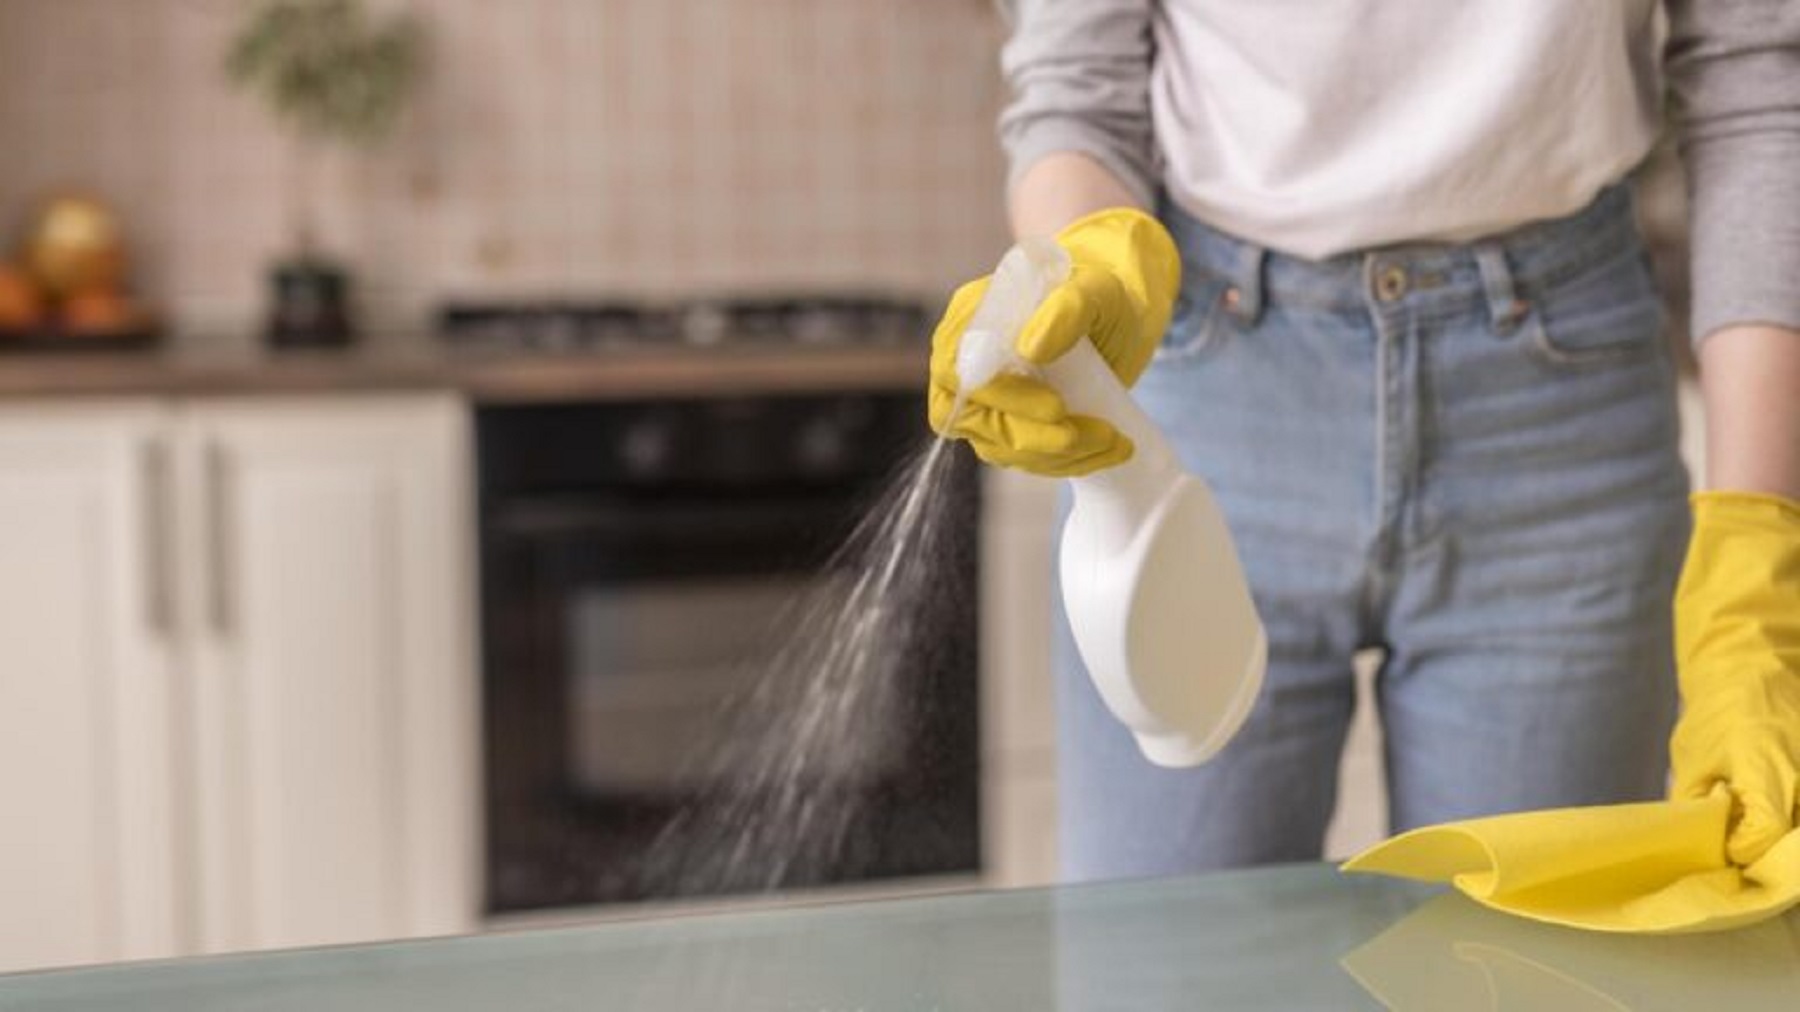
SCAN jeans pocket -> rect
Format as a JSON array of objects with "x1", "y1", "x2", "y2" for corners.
[
  {"x1": 1154, "y1": 274, "x2": 1234, "y2": 362},
  {"x1": 1524, "y1": 249, "x2": 1667, "y2": 368}
]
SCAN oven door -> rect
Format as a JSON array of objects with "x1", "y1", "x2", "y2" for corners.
[{"x1": 480, "y1": 485, "x2": 980, "y2": 913}]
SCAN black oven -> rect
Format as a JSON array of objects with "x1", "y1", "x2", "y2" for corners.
[{"x1": 478, "y1": 392, "x2": 980, "y2": 913}]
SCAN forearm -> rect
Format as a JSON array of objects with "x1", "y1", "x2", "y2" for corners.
[
  {"x1": 999, "y1": 0, "x2": 1156, "y2": 240},
  {"x1": 1666, "y1": 0, "x2": 1800, "y2": 496},
  {"x1": 1698, "y1": 325, "x2": 1800, "y2": 500},
  {"x1": 1009, "y1": 151, "x2": 1145, "y2": 239},
  {"x1": 1675, "y1": 323, "x2": 1800, "y2": 866}
]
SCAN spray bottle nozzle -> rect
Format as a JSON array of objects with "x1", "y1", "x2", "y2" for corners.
[{"x1": 953, "y1": 237, "x2": 1072, "y2": 395}]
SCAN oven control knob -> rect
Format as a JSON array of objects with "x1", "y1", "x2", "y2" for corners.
[
  {"x1": 621, "y1": 418, "x2": 675, "y2": 477},
  {"x1": 796, "y1": 416, "x2": 851, "y2": 474}
]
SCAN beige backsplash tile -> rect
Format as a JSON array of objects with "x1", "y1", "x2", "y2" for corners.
[{"x1": 0, "y1": 0, "x2": 1011, "y2": 346}]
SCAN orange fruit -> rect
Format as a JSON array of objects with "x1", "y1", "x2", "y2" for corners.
[
  {"x1": 62, "y1": 289, "x2": 141, "y2": 336},
  {"x1": 0, "y1": 264, "x2": 46, "y2": 330},
  {"x1": 25, "y1": 195, "x2": 128, "y2": 298}
]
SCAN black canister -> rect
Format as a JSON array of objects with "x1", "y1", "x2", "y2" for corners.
[{"x1": 266, "y1": 259, "x2": 354, "y2": 349}]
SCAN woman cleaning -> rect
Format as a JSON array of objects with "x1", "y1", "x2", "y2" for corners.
[{"x1": 930, "y1": 2, "x2": 1800, "y2": 882}]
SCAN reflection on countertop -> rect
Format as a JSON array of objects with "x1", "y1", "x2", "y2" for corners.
[{"x1": 1344, "y1": 890, "x2": 1800, "y2": 1011}]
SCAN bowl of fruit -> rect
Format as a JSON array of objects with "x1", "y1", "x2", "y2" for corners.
[{"x1": 0, "y1": 194, "x2": 159, "y2": 352}]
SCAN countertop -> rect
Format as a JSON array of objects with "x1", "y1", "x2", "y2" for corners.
[
  {"x1": 5, "y1": 864, "x2": 1796, "y2": 1010},
  {"x1": 0, "y1": 340, "x2": 927, "y2": 404}
]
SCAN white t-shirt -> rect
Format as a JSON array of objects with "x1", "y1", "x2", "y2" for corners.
[{"x1": 1146, "y1": 0, "x2": 1662, "y2": 257}]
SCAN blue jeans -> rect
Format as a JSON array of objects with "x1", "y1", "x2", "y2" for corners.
[{"x1": 1055, "y1": 184, "x2": 1691, "y2": 880}]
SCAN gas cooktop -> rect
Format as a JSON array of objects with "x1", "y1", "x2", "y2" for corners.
[{"x1": 437, "y1": 297, "x2": 932, "y2": 354}]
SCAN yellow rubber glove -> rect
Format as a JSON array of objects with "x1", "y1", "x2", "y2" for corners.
[
  {"x1": 1670, "y1": 491, "x2": 1800, "y2": 868},
  {"x1": 927, "y1": 207, "x2": 1181, "y2": 477}
]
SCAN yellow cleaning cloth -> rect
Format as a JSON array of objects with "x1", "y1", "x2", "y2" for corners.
[{"x1": 1342, "y1": 792, "x2": 1800, "y2": 933}]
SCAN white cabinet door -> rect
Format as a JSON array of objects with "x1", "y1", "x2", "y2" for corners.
[
  {"x1": 0, "y1": 403, "x2": 181, "y2": 972},
  {"x1": 179, "y1": 396, "x2": 477, "y2": 954}
]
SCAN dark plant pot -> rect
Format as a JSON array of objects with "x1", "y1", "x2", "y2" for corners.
[{"x1": 266, "y1": 258, "x2": 355, "y2": 349}]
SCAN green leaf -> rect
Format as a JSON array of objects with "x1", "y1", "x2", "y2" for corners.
[{"x1": 224, "y1": 0, "x2": 423, "y2": 148}]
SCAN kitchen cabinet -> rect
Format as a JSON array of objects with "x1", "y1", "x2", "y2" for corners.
[
  {"x1": 0, "y1": 403, "x2": 179, "y2": 973},
  {"x1": 179, "y1": 398, "x2": 477, "y2": 954},
  {"x1": 0, "y1": 395, "x2": 477, "y2": 971}
]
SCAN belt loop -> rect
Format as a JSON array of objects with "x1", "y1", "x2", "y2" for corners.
[
  {"x1": 1473, "y1": 243, "x2": 1527, "y2": 334},
  {"x1": 1226, "y1": 243, "x2": 1267, "y2": 325}
]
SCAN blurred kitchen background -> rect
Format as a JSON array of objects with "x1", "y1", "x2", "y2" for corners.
[
  {"x1": 0, "y1": 0, "x2": 1009, "y2": 337},
  {"x1": 0, "y1": 0, "x2": 1704, "y2": 978}
]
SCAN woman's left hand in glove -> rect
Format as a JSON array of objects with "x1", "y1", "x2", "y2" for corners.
[{"x1": 1669, "y1": 491, "x2": 1800, "y2": 867}]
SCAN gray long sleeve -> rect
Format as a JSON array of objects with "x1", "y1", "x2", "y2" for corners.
[
  {"x1": 997, "y1": 0, "x2": 1158, "y2": 207},
  {"x1": 1666, "y1": 0, "x2": 1800, "y2": 342}
]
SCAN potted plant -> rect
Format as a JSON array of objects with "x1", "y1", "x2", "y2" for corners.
[{"x1": 226, "y1": 0, "x2": 423, "y2": 348}]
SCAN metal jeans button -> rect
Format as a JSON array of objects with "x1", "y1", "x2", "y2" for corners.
[{"x1": 1375, "y1": 264, "x2": 1408, "y2": 302}]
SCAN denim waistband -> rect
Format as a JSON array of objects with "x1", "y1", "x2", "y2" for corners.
[{"x1": 1159, "y1": 184, "x2": 1644, "y2": 322}]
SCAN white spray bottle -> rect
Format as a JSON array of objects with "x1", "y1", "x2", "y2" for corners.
[{"x1": 956, "y1": 238, "x2": 1267, "y2": 767}]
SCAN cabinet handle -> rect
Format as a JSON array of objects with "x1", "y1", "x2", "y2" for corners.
[
  {"x1": 140, "y1": 437, "x2": 173, "y2": 636},
  {"x1": 206, "y1": 440, "x2": 235, "y2": 637}
]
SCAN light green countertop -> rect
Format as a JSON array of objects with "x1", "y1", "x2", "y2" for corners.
[{"x1": 4, "y1": 864, "x2": 1797, "y2": 1010}]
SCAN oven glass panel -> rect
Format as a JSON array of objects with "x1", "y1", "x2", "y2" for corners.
[{"x1": 567, "y1": 576, "x2": 804, "y2": 795}]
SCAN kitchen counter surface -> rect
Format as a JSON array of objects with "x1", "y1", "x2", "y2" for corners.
[
  {"x1": 0, "y1": 341, "x2": 927, "y2": 404},
  {"x1": 6, "y1": 864, "x2": 1796, "y2": 1010}
]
